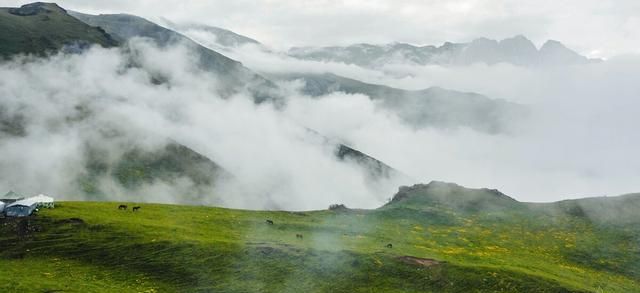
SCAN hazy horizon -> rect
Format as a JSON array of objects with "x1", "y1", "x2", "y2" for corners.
[{"x1": 2, "y1": 0, "x2": 639, "y2": 58}]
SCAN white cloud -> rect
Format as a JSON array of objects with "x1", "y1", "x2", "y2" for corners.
[
  {"x1": 204, "y1": 40, "x2": 640, "y2": 202},
  {"x1": 0, "y1": 39, "x2": 409, "y2": 210}
]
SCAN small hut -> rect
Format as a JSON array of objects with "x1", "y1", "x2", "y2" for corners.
[
  {"x1": 0, "y1": 201, "x2": 5, "y2": 214},
  {"x1": 5, "y1": 198, "x2": 38, "y2": 217}
]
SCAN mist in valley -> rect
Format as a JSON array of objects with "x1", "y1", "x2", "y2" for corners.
[
  {"x1": 0, "y1": 39, "x2": 412, "y2": 210},
  {"x1": 175, "y1": 26, "x2": 640, "y2": 203},
  {"x1": 1, "y1": 8, "x2": 639, "y2": 210}
]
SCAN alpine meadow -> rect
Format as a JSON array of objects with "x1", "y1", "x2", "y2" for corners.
[{"x1": 1, "y1": 1, "x2": 639, "y2": 292}]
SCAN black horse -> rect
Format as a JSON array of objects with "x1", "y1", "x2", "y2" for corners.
[
  {"x1": 296, "y1": 234, "x2": 303, "y2": 239},
  {"x1": 266, "y1": 219, "x2": 274, "y2": 225},
  {"x1": 118, "y1": 204, "x2": 127, "y2": 210},
  {"x1": 386, "y1": 243, "x2": 393, "y2": 248},
  {"x1": 132, "y1": 206, "x2": 141, "y2": 212}
]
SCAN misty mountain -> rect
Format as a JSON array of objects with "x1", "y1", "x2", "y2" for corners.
[
  {"x1": 79, "y1": 142, "x2": 230, "y2": 204},
  {"x1": 336, "y1": 144, "x2": 401, "y2": 181},
  {"x1": 0, "y1": 3, "x2": 232, "y2": 204},
  {"x1": 68, "y1": 11, "x2": 276, "y2": 101},
  {"x1": 67, "y1": 9, "x2": 412, "y2": 196},
  {"x1": 0, "y1": 2, "x2": 118, "y2": 57},
  {"x1": 0, "y1": 2, "x2": 412, "y2": 206},
  {"x1": 288, "y1": 35, "x2": 599, "y2": 68},
  {"x1": 0, "y1": 89, "x2": 229, "y2": 205},
  {"x1": 301, "y1": 127, "x2": 406, "y2": 182},
  {"x1": 273, "y1": 73, "x2": 526, "y2": 134},
  {"x1": 159, "y1": 20, "x2": 261, "y2": 51},
  {"x1": 141, "y1": 20, "x2": 529, "y2": 134}
]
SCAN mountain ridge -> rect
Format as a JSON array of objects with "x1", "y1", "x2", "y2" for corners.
[
  {"x1": 67, "y1": 10, "x2": 277, "y2": 102},
  {"x1": 271, "y1": 72, "x2": 527, "y2": 134},
  {"x1": 288, "y1": 35, "x2": 600, "y2": 68},
  {"x1": 157, "y1": 21, "x2": 600, "y2": 68}
]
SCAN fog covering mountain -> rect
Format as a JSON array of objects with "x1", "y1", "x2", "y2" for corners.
[
  {"x1": 67, "y1": 9, "x2": 410, "y2": 185},
  {"x1": 288, "y1": 35, "x2": 599, "y2": 68},
  {"x1": 2, "y1": 2, "x2": 639, "y2": 209},
  {"x1": 0, "y1": 2, "x2": 417, "y2": 209},
  {"x1": 165, "y1": 22, "x2": 526, "y2": 134},
  {"x1": 159, "y1": 19, "x2": 261, "y2": 52},
  {"x1": 68, "y1": 10, "x2": 276, "y2": 102},
  {"x1": 0, "y1": 3, "x2": 233, "y2": 205},
  {"x1": 158, "y1": 22, "x2": 595, "y2": 69},
  {"x1": 169, "y1": 19, "x2": 640, "y2": 203},
  {"x1": 270, "y1": 73, "x2": 526, "y2": 134}
]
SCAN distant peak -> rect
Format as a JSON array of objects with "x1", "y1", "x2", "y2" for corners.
[
  {"x1": 500, "y1": 35, "x2": 534, "y2": 44},
  {"x1": 540, "y1": 39, "x2": 567, "y2": 50},
  {"x1": 511, "y1": 34, "x2": 528, "y2": 40},
  {"x1": 9, "y1": 2, "x2": 66, "y2": 16},
  {"x1": 470, "y1": 37, "x2": 499, "y2": 45}
]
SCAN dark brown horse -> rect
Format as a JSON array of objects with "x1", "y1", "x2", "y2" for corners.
[
  {"x1": 296, "y1": 234, "x2": 303, "y2": 239},
  {"x1": 132, "y1": 206, "x2": 141, "y2": 212},
  {"x1": 266, "y1": 219, "x2": 274, "y2": 225},
  {"x1": 118, "y1": 204, "x2": 127, "y2": 210},
  {"x1": 386, "y1": 243, "x2": 393, "y2": 248}
]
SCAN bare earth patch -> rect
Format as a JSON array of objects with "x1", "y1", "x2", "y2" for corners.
[{"x1": 397, "y1": 256, "x2": 442, "y2": 267}]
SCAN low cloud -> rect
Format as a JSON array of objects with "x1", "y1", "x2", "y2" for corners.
[
  {"x1": 2, "y1": 35, "x2": 639, "y2": 208},
  {"x1": 204, "y1": 40, "x2": 640, "y2": 202},
  {"x1": 0, "y1": 39, "x2": 409, "y2": 210}
]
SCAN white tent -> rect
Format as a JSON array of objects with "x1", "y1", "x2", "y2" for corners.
[
  {"x1": 5, "y1": 198, "x2": 38, "y2": 217},
  {"x1": 30, "y1": 194, "x2": 55, "y2": 208},
  {"x1": 0, "y1": 201, "x2": 5, "y2": 213}
]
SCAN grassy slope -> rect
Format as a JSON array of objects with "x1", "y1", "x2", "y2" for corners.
[
  {"x1": 0, "y1": 3, "x2": 117, "y2": 57},
  {"x1": 77, "y1": 142, "x2": 228, "y2": 204},
  {"x1": 1, "y1": 184, "x2": 639, "y2": 292}
]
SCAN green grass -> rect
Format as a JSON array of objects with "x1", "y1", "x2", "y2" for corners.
[
  {"x1": 0, "y1": 3, "x2": 117, "y2": 57},
  {"x1": 2, "y1": 186, "x2": 639, "y2": 293}
]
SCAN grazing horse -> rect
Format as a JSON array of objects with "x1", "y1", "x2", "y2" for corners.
[
  {"x1": 296, "y1": 234, "x2": 303, "y2": 239},
  {"x1": 386, "y1": 243, "x2": 393, "y2": 248},
  {"x1": 266, "y1": 219, "x2": 274, "y2": 225},
  {"x1": 118, "y1": 204, "x2": 127, "y2": 210},
  {"x1": 132, "y1": 206, "x2": 141, "y2": 212}
]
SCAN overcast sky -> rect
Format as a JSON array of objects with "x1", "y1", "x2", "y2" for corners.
[{"x1": 4, "y1": 0, "x2": 639, "y2": 58}]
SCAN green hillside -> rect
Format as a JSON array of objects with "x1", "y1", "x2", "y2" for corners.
[
  {"x1": 77, "y1": 142, "x2": 229, "y2": 204},
  {"x1": 0, "y1": 2, "x2": 117, "y2": 57},
  {"x1": 2, "y1": 182, "x2": 639, "y2": 292}
]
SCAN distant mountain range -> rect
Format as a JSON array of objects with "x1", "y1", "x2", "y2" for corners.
[
  {"x1": 289, "y1": 36, "x2": 600, "y2": 68},
  {"x1": 159, "y1": 21, "x2": 599, "y2": 68},
  {"x1": 0, "y1": 2, "x2": 562, "y2": 205},
  {"x1": 0, "y1": 3, "x2": 412, "y2": 203}
]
